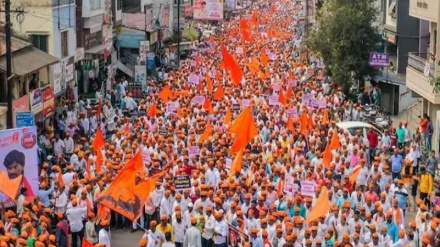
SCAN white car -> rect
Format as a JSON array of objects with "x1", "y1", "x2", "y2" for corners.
[{"x1": 335, "y1": 121, "x2": 385, "y2": 146}]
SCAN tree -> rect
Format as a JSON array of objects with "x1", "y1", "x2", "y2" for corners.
[{"x1": 306, "y1": 0, "x2": 380, "y2": 94}]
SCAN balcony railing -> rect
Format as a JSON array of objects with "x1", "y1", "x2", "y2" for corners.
[{"x1": 408, "y1": 52, "x2": 435, "y2": 78}]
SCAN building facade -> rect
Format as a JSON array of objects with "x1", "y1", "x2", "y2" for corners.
[{"x1": 405, "y1": 0, "x2": 440, "y2": 152}]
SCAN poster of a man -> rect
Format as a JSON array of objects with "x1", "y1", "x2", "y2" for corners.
[
  {"x1": 3, "y1": 150, "x2": 35, "y2": 198},
  {"x1": 0, "y1": 127, "x2": 38, "y2": 205}
]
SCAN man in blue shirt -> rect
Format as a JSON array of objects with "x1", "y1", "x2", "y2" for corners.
[
  {"x1": 383, "y1": 212, "x2": 399, "y2": 243},
  {"x1": 390, "y1": 148, "x2": 403, "y2": 180},
  {"x1": 37, "y1": 180, "x2": 55, "y2": 207}
]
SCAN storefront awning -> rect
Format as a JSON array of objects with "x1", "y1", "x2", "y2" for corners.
[
  {"x1": 372, "y1": 71, "x2": 405, "y2": 86},
  {"x1": 0, "y1": 47, "x2": 58, "y2": 76},
  {"x1": 85, "y1": 44, "x2": 104, "y2": 54}
]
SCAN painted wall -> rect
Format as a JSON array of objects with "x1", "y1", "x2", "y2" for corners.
[
  {"x1": 10, "y1": 6, "x2": 55, "y2": 54},
  {"x1": 409, "y1": 0, "x2": 438, "y2": 23},
  {"x1": 52, "y1": 4, "x2": 77, "y2": 59}
]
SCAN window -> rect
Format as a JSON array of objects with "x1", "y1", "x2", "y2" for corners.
[
  {"x1": 29, "y1": 34, "x2": 48, "y2": 52},
  {"x1": 117, "y1": 0, "x2": 122, "y2": 10},
  {"x1": 90, "y1": 0, "x2": 102, "y2": 10},
  {"x1": 388, "y1": 0, "x2": 396, "y2": 17},
  {"x1": 61, "y1": 31, "x2": 69, "y2": 58}
]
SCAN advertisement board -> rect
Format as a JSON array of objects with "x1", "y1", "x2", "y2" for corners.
[
  {"x1": 42, "y1": 87, "x2": 55, "y2": 116},
  {"x1": 134, "y1": 66, "x2": 147, "y2": 85},
  {"x1": 12, "y1": 95, "x2": 29, "y2": 128},
  {"x1": 16, "y1": 113, "x2": 34, "y2": 128},
  {"x1": 193, "y1": 0, "x2": 224, "y2": 20},
  {"x1": 139, "y1": 41, "x2": 150, "y2": 61},
  {"x1": 29, "y1": 89, "x2": 43, "y2": 114},
  {"x1": 0, "y1": 127, "x2": 38, "y2": 207}
]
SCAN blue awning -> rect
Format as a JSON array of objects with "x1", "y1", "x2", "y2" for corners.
[{"x1": 116, "y1": 27, "x2": 146, "y2": 49}]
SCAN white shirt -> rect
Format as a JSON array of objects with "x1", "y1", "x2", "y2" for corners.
[
  {"x1": 213, "y1": 220, "x2": 228, "y2": 244},
  {"x1": 184, "y1": 226, "x2": 202, "y2": 247},
  {"x1": 160, "y1": 196, "x2": 172, "y2": 217},
  {"x1": 99, "y1": 228, "x2": 111, "y2": 247},
  {"x1": 66, "y1": 206, "x2": 87, "y2": 232},
  {"x1": 172, "y1": 220, "x2": 186, "y2": 243}
]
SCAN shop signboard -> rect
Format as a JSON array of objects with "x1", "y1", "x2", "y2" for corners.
[
  {"x1": 29, "y1": 89, "x2": 43, "y2": 114},
  {"x1": 369, "y1": 52, "x2": 390, "y2": 67},
  {"x1": 42, "y1": 87, "x2": 55, "y2": 116},
  {"x1": 12, "y1": 95, "x2": 30, "y2": 128},
  {"x1": 16, "y1": 112, "x2": 34, "y2": 128}
]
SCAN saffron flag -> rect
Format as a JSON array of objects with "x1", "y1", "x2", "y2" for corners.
[
  {"x1": 229, "y1": 107, "x2": 259, "y2": 153},
  {"x1": 261, "y1": 48, "x2": 270, "y2": 66},
  {"x1": 148, "y1": 103, "x2": 158, "y2": 118},
  {"x1": 306, "y1": 187, "x2": 330, "y2": 223},
  {"x1": 213, "y1": 86, "x2": 225, "y2": 100},
  {"x1": 349, "y1": 165, "x2": 363, "y2": 185},
  {"x1": 206, "y1": 73, "x2": 213, "y2": 94},
  {"x1": 286, "y1": 117, "x2": 295, "y2": 134},
  {"x1": 92, "y1": 128, "x2": 105, "y2": 172},
  {"x1": 221, "y1": 45, "x2": 243, "y2": 86},
  {"x1": 279, "y1": 90, "x2": 287, "y2": 106},
  {"x1": 203, "y1": 98, "x2": 214, "y2": 114},
  {"x1": 133, "y1": 170, "x2": 167, "y2": 220},
  {"x1": 329, "y1": 130, "x2": 341, "y2": 150},
  {"x1": 322, "y1": 144, "x2": 333, "y2": 168},
  {"x1": 198, "y1": 121, "x2": 213, "y2": 143},
  {"x1": 158, "y1": 86, "x2": 173, "y2": 102},
  {"x1": 96, "y1": 151, "x2": 149, "y2": 221},
  {"x1": 322, "y1": 109, "x2": 329, "y2": 124},
  {"x1": 0, "y1": 171, "x2": 22, "y2": 201},
  {"x1": 299, "y1": 112, "x2": 308, "y2": 134},
  {"x1": 230, "y1": 148, "x2": 244, "y2": 176},
  {"x1": 224, "y1": 108, "x2": 232, "y2": 126}
]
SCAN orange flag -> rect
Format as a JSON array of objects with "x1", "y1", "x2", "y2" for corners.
[
  {"x1": 206, "y1": 73, "x2": 213, "y2": 94},
  {"x1": 322, "y1": 109, "x2": 329, "y2": 124},
  {"x1": 224, "y1": 108, "x2": 232, "y2": 126},
  {"x1": 322, "y1": 144, "x2": 333, "y2": 168},
  {"x1": 82, "y1": 238, "x2": 94, "y2": 247},
  {"x1": 97, "y1": 203, "x2": 110, "y2": 223},
  {"x1": 199, "y1": 121, "x2": 213, "y2": 143},
  {"x1": 240, "y1": 18, "x2": 249, "y2": 30},
  {"x1": 286, "y1": 117, "x2": 295, "y2": 133},
  {"x1": 349, "y1": 165, "x2": 363, "y2": 185},
  {"x1": 214, "y1": 86, "x2": 225, "y2": 100},
  {"x1": 158, "y1": 86, "x2": 173, "y2": 102},
  {"x1": 92, "y1": 128, "x2": 105, "y2": 172},
  {"x1": 148, "y1": 103, "x2": 158, "y2": 118},
  {"x1": 308, "y1": 113, "x2": 315, "y2": 129},
  {"x1": 230, "y1": 148, "x2": 244, "y2": 176},
  {"x1": 242, "y1": 29, "x2": 252, "y2": 42},
  {"x1": 329, "y1": 130, "x2": 341, "y2": 150},
  {"x1": 279, "y1": 90, "x2": 287, "y2": 106},
  {"x1": 261, "y1": 49, "x2": 269, "y2": 66},
  {"x1": 133, "y1": 170, "x2": 167, "y2": 220},
  {"x1": 229, "y1": 107, "x2": 259, "y2": 153},
  {"x1": 221, "y1": 45, "x2": 243, "y2": 86},
  {"x1": 299, "y1": 112, "x2": 308, "y2": 134},
  {"x1": 57, "y1": 172, "x2": 65, "y2": 188},
  {"x1": 248, "y1": 57, "x2": 260, "y2": 73},
  {"x1": 203, "y1": 98, "x2": 214, "y2": 114},
  {"x1": 306, "y1": 187, "x2": 330, "y2": 223},
  {"x1": 0, "y1": 171, "x2": 22, "y2": 201}
]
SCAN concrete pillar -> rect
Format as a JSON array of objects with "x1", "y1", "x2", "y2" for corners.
[{"x1": 422, "y1": 98, "x2": 429, "y2": 115}]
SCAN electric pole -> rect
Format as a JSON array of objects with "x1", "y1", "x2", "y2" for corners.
[
  {"x1": 5, "y1": 0, "x2": 13, "y2": 129},
  {"x1": 177, "y1": 0, "x2": 181, "y2": 67}
]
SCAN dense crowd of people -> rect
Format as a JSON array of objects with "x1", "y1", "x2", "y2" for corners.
[{"x1": 2, "y1": 0, "x2": 440, "y2": 247}]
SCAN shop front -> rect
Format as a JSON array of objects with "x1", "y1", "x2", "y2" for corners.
[{"x1": 51, "y1": 56, "x2": 76, "y2": 107}]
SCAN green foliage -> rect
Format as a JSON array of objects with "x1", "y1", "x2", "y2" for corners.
[
  {"x1": 182, "y1": 27, "x2": 198, "y2": 41},
  {"x1": 307, "y1": 0, "x2": 380, "y2": 94},
  {"x1": 430, "y1": 77, "x2": 440, "y2": 94}
]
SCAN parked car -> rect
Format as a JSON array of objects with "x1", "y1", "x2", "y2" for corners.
[{"x1": 336, "y1": 121, "x2": 384, "y2": 147}]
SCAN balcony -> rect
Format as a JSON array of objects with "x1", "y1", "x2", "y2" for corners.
[
  {"x1": 406, "y1": 52, "x2": 440, "y2": 104},
  {"x1": 409, "y1": 0, "x2": 438, "y2": 22}
]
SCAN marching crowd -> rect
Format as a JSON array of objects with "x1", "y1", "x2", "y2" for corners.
[{"x1": 1, "y1": 0, "x2": 440, "y2": 247}]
